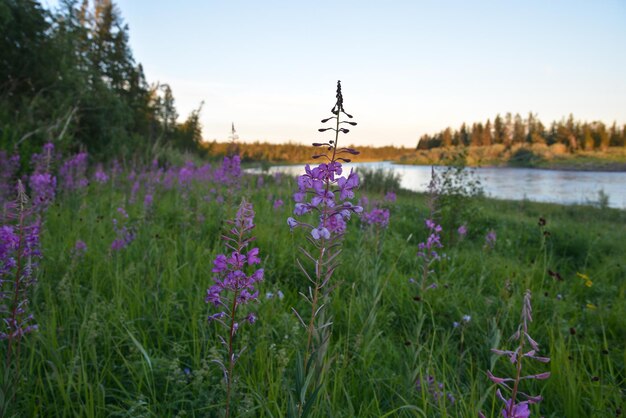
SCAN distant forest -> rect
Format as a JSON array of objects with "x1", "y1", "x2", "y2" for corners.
[
  {"x1": 417, "y1": 113, "x2": 626, "y2": 151},
  {"x1": 1, "y1": 0, "x2": 204, "y2": 161},
  {"x1": 203, "y1": 141, "x2": 416, "y2": 163}
]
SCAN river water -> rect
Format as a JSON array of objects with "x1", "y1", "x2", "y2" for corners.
[{"x1": 259, "y1": 161, "x2": 626, "y2": 209}]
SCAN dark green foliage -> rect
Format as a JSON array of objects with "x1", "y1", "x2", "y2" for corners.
[
  {"x1": 0, "y1": 0, "x2": 204, "y2": 161},
  {"x1": 356, "y1": 167, "x2": 402, "y2": 193},
  {"x1": 509, "y1": 148, "x2": 543, "y2": 166}
]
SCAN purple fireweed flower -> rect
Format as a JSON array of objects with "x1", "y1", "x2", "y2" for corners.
[
  {"x1": 129, "y1": 180, "x2": 140, "y2": 203},
  {"x1": 117, "y1": 207, "x2": 129, "y2": 219},
  {"x1": 29, "y1": 172, "x2": 56, "y2": 212},
  {"x1": 94, "y1": 164, "x2": 109, "y2": 184},
  {"x1": 487, "y1": 290, "x2": 550, "y2": 417},
  {"x1": 415, "y1": 218, "x2": 443, "y2": 291},
  {"x1": 30, "y1": 142, "x2": 56, "y2": 175},
  {"x1": 362, "y1": 207, "x2": 390, "y2": 228},
  {"x1": 214, "y1": 155, "x2": 242, "y2": 187},
  {"x1": 457, "y1": 224, "x2": 467, "y2": 237},
  {"x1": 416, "y1": 375, "x2": 455, "y2": 405},
  {"x1": 273, "y1": 199, "x2": 284, "y2": 210},
  {"x1": 384, "y1": 191, "x2": 397, "y2": 202},
  {"x1": 287, "y1": 82, "x2": 363, "y2": 400},
  {"x1": 73, "y1": 240, "x2": 87, "y2": 257},
  {"x1": 111, "y1": 212, "x2": 135, "y2": 252},
  {"x1": 206, "y1": 199, "x2": 263, "y2": 320},
  {"x1": 59, "y1": 152, "x2": 89, "y2": 191},
  {"x1": 289, "y1": 139, "x2": 362, "y2": 241},
  {"x1": 246, "y1": 312, "x2": 257, "y2": 324},
  {"x1": 311, "y1": 226, "x2": 331, "y2": 240},
  {"x1": 205, "y1": 199, "x2": 263, "y2": 415},
  {"x1": 0, "y1": 182, "x2": 41, "y2": 343},
  {"x1": 417, "y1": 219, "x2": 443, "y2": 260},
  {"x1": 144, "y1": 194, "x2": 153, "y2": 209},
  {"x1": 485, "y1": 229, "x2": 497, "y2": 249}
]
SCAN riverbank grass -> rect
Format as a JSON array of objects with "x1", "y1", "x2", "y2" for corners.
[{"x1": 10, "y1": 174, "x2": 626, "y2": 417}]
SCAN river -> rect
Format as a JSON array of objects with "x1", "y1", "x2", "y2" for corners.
[{"x1": 257, "y1": 162, "x2": 626, "y2": 209}]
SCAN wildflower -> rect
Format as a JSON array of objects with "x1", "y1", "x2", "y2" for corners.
[
  {"x1": 111, "y1": 213, "x2": 135, "y2": 252},
  {"x1": 1, "y1": 181, "x2": 41, "y2": 345},
  {"x1": 205, "y1": 199, "x2": 262, "y2": 418},
  {"x1": 29, "y1": 173, "x2": 57, "y2": 212},
  {"x1": 416, "y1": 375, "x2": 455, "y2": 405},
  {"x1": 462, "y1": 314, "x2": 471, "y2": 323},
  {"x1": 59, "y1": 152, "x2": 89, "y2": 191},
  {"x1": 144, "y1": 194, "x2": 153, "y2": 209},
  {"x1": 415, "y1": 218, "x2": 443, "y2": 291},
  {"x1": 94, "y1": 164, "x2": 109, "y2": 183},
  {"x1": 73, "y1": 240, "x2": 87, "y2": 257},
  {"x1": 287, "y1": 81, "x2": 362, "y2": 412},
  {"x1": 485, "y1": 229, "x2": 497, "y2": 249},
  {"x1": 384, "y1": 191, "x2": 397, "y2": 202},
  {"x1": 362, "y1": 208, "x2": 390, "y2": 228},
  {"x1": 577, "y1": 272, "x2": 592, "y2": 287},
  {"x1": 273, "y1": 199, "x2": 284, "y2": 210},
  {"x1": 457, "y1": 224, "x2": 467, "y2": 237},
  {"x1": 486, "y1": 290, "x2": 550, "y2": 417}
]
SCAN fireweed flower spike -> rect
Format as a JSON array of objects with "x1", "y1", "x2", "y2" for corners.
[
  {"x1": 205, "y1": 199, "x2": 263, "y2": 418},
  {"x1": 0, "y1": 181, "x2": 41, "y2": 414},
  {"x1": 287, "y1": 81, "x2": 362, "y2": 416},
  {"x1": 415, "y1": 218, "x2": 443, "y2": 291},
  {"x1": 483, "y1": 290, "x2": 550, "y2": 418}
]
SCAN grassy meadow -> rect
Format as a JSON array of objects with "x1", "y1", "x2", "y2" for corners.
[{"x1": 4, "y1": 162, "x2": 624, "y2": 418}]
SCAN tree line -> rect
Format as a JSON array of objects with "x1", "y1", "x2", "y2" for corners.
[
  {"x1": 203, "y1": 141, "x2": 416, "y2": 164},
  {"x1": 0, "y1": 0, "x2": 204, "y2": 162},
  {"x1": 417, "y1": 113, "x2": 626, "y2": 151}
]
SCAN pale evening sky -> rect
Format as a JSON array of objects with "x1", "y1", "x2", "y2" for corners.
[{"x1": 45, "y1": 0, "x2": 626, "y2": 147}]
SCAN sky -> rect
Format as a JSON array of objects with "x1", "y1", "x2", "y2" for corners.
[{"x1": 45, "y1": 0, "x2": 626, "y2": 147}]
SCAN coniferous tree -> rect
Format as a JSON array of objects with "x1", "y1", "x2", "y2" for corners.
[
  {"x1": 482, "y1": 119, "x2": 493, "y2": 146},
  {"x1": 512, "y1": 113, "x2": 525, "y2": 145},
  {"x1": 493, "y1": 114, "x2": 505, "y2": 145}
]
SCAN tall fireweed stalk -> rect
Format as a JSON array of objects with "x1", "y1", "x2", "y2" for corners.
[
  {"x1": 286, "y1": 81, "x2": 362, "y2": 416},
  {"x1": 205, "y1": 199, "x2": 263, "y2": 418},
  {"x1": 415, "y1": 167, "x2": 443, "y2": 292},
  {"x1": 481, "y1": 290, "x2": 551, "y2": 418},
  {"x1": 0, "y1": 181, "x2": 41, "y2": 415}
]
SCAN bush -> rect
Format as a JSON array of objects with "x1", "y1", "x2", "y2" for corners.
[{"x1": 356, "y1": 167, "x2": 401, "y2": 193}]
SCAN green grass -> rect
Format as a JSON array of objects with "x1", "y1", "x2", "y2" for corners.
[{"x1": 6, "y1": 173, "x2": 626, "y2": 417}]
